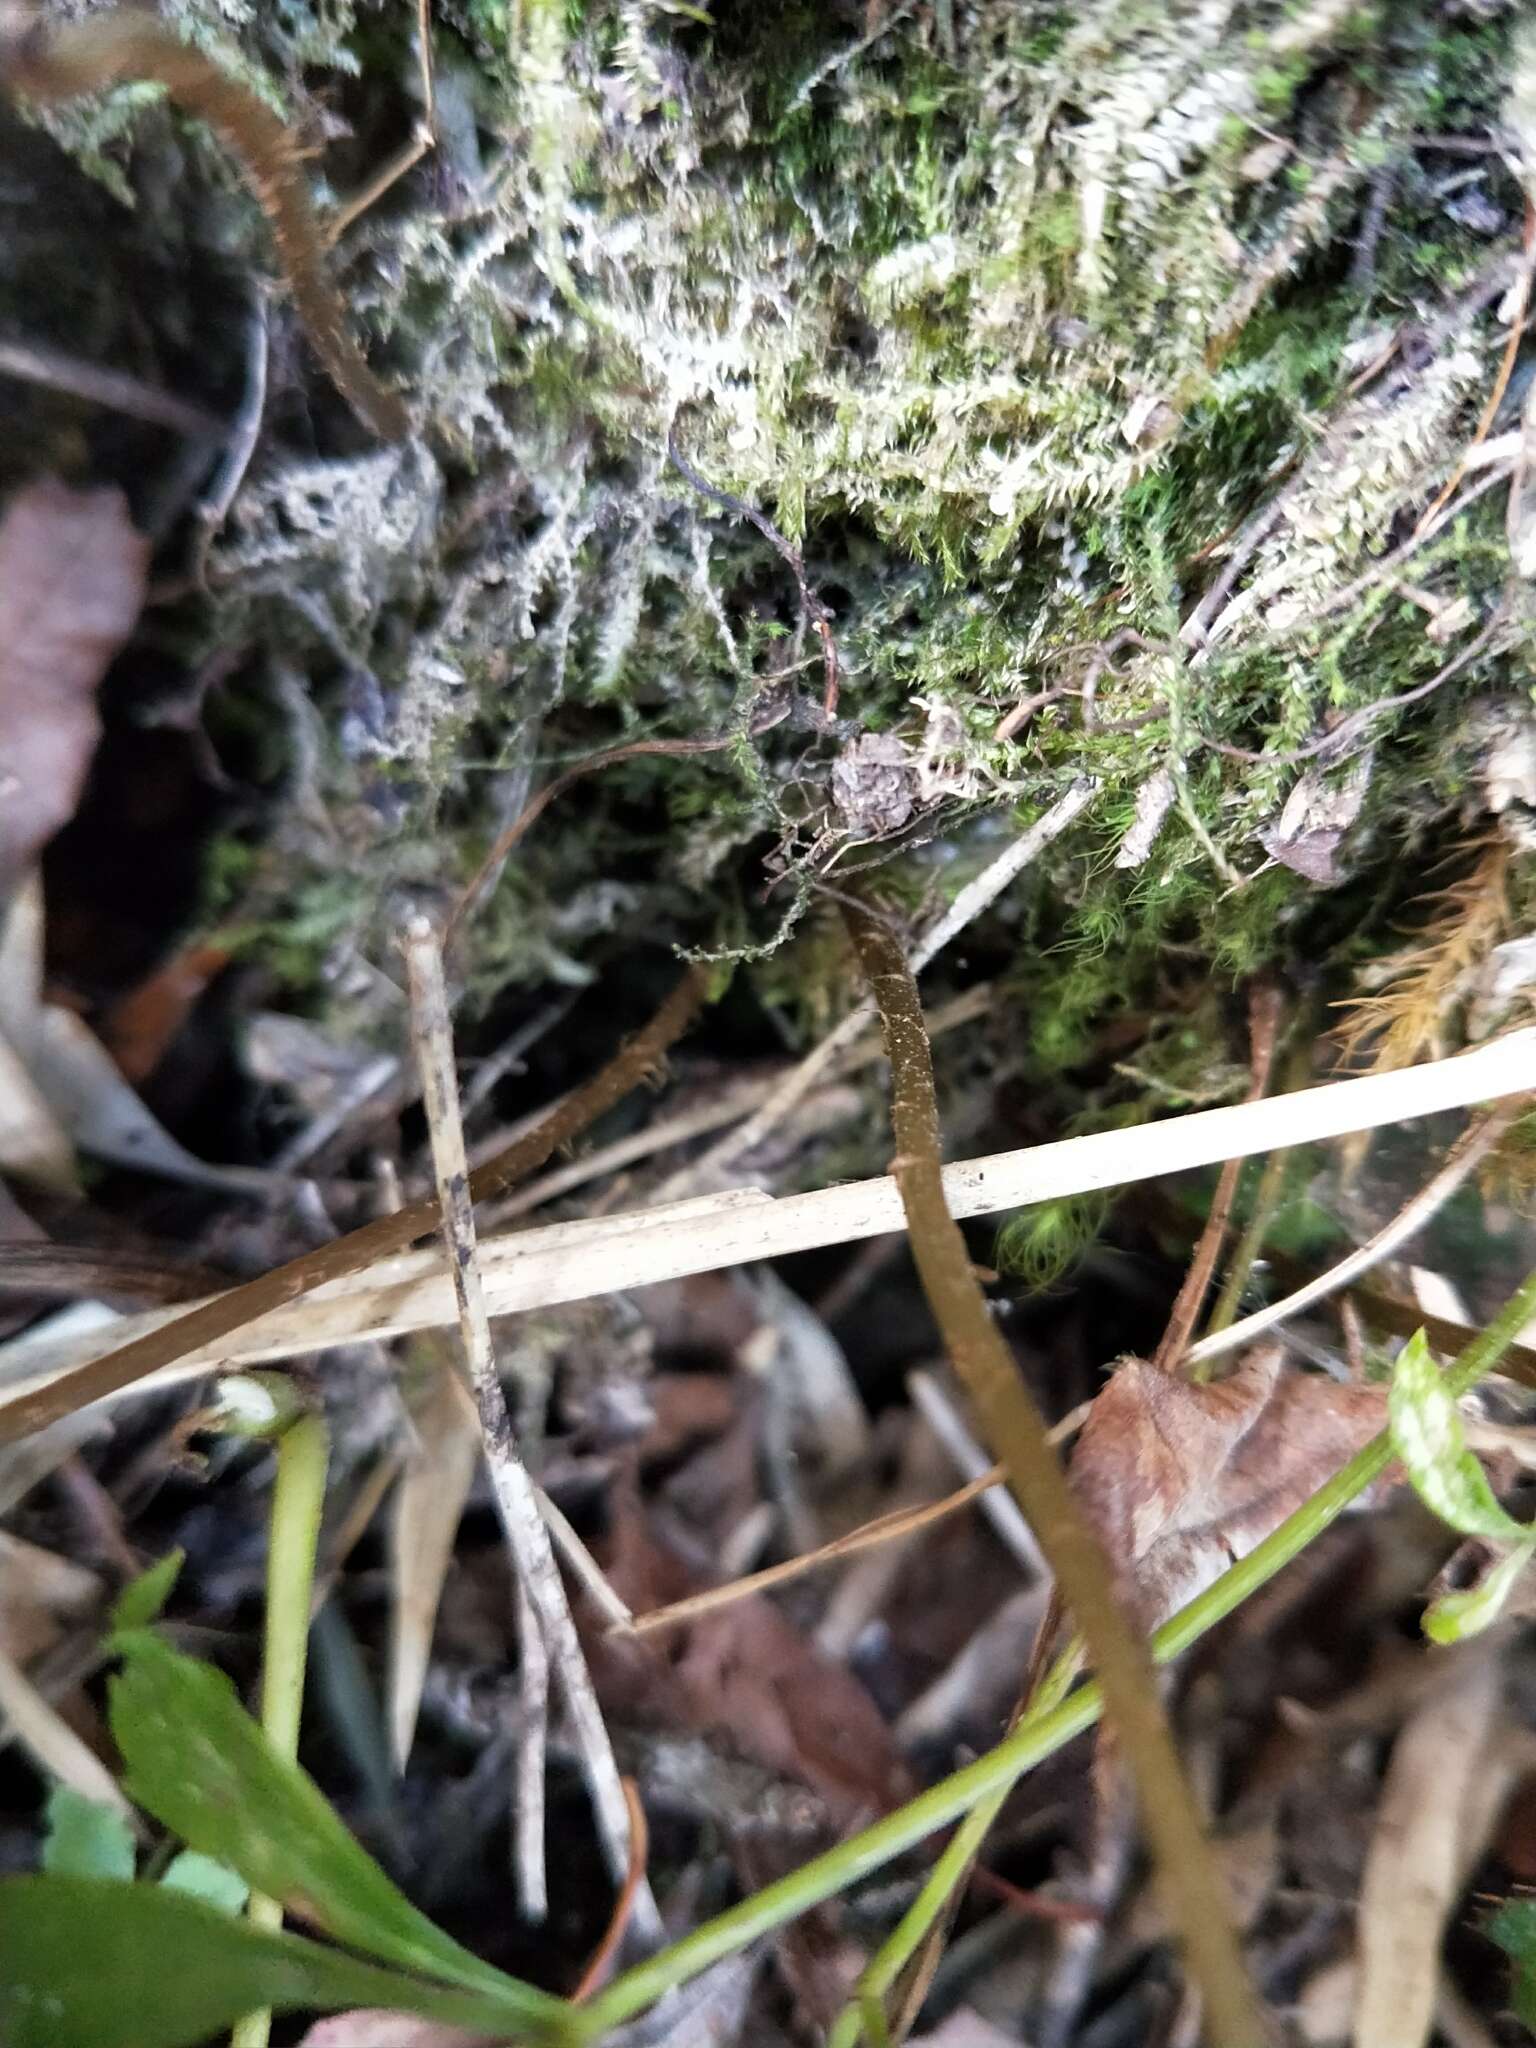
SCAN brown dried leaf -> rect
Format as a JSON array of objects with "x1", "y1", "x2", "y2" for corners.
[
  {"x1": 389, "y1": 1349, "x2": 480, "y2": 1771},
  {"x1": 1258, "y1": 756, "x2": 1372, "y2": 886},
  {"x1": 1068, "y1": 1346, "x2": 1386, "y2": 1633},
  {"x1": 1353, "y1": 1653, "x2": 1509, "y2": 2048},
  {"x1": 592, "y1": 1502, "x2": 911, "y2": 1824},
  {"x1": 0, "y1": 480, "x2": 149, "y2": 896}
]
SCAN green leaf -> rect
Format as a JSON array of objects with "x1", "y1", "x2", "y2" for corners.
[
  {"x1": 41, "y1": 1787, "x2": 135, "y2": 1882},
  {"x1": 107, "y1": 1631, "x2": 564, "y2": 2032},
  {"x1": 0, "y1": 1878, "x2": 575, "y2": 2048},
  {"x1": 159, "y1": 1851, "x2": 247, "y2": 1915},
  {"x1": 1388, "y1": 1329, "x2": 1531, "y2": 1540},
  {"x1": 1487, "y1": 1898, "x2": 1536, "y2": 2028},
  {"x1": 1423, "y1": 1542, "x2": 1536, "y2": 1643},
  {"x1": 111, "y1": 1551, "x2": 183, "y2": 1633}
]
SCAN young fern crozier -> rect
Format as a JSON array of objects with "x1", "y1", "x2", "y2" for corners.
[{"x1": 0, "y1": 9, "x2": 408, "y2": 441}]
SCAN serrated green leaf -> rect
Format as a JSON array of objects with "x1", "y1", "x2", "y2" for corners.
[
  {"x1": 1423, "y1": 1542, "x2": 1536, "y2": 1643},
  {"x1": 159, "y1": 1851, "x2": 247, "y2": 1915},
  {"x1": 0, "y1": 1877, "x2": 571, "y2": 2048},
  {"x1": 1388, "y1": 1329, "x2": 1531, "y2": 1541},
  {"x1": 41, "y1": 1787, "x2": 135, "y2": 1882},
  {"x1": 106, "y1": 1631, "x2": 564, "y2": 2034},
  {"x1": 110, "y1": 1551, "x2": 183, "y2": 1634}
]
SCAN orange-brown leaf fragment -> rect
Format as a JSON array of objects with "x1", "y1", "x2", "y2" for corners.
[
  {"x1": 1068, "y1": 1346, "x2": 1387, "y2": 1633},
  {"x1": 0, "y1": 480, "x2": 149, "y2": 896},
  {"x1": 592, "y1": 1505, "x2": 910, "y2": 1824}
]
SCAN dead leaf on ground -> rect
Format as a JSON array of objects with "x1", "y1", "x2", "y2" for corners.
[
  {"x1": 294, "y1": 2017, "x2": 492, "y2": 2048},
  {"x1": 0, "y1": 479, "x2": 149, "y2": 899},
  {"x1": 1353, "y1": 1651, "x2": 1512, "y2": 2048},
  {"x1": 592, "y1": 1497, "x2": 911, "y2": 1824},
  {"x1": 1068, "y1": 1346, "x2": 1387, "y2": 1634},
  {"x1": 1258, "y1": 755, "x2": 1372, "y2": 886},
  {"x1": 0, "y1": 879, "x2": 274, "y2": 1196},
  {"x1": 0, "y1": 1529, "x2": 101, "y2": 1663}
]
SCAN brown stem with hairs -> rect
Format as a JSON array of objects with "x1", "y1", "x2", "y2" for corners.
[
  {"x1": 0, "y1": 964, "x2": 712, "y2": 1443},
  {"x1": 842, "y1": 894, "x2": 1270, "y2": 2048},
  {"x1": 2, "y1": 10, "x2": 407, "y2": 441}
]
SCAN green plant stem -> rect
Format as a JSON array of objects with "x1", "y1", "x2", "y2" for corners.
[
  {"x1": 581, "y1": 1266, "x2": 1536, "y2": 2041},
  {"x1": 231, "y1": 1410, "x2": 329, "y2": 2048},
  {"x1": 1204, "y1": 1148, "x2": 1289, "y2": 1340},
  {"x1": 828, "y1": 1651, "x2": 1084, "y2": 2048},
  {"x1": 841, "y1": 897, "x2": 1267, "y2": 2048}
]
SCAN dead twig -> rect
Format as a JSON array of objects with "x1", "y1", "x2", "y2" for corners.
[
  {"x1": 662, "y1": 778, "x2": 1097, "y2": 1197},
  {"x1": 0, "y1": 964, "x2": 711, "y2": 1443},
  {"x1": 1412, "y1": 195, "x2": 1536, "y2": 538},
  {"x1": 323, "y1": 0, "x2": 436, "y2": 246},
  {"x1": 1155, "y1": 984, "x2": 1283, "y2": 1374},
  {"x1": 614, "y1": 1422, "x2": 1097, "y2": 1641},
  {"x1": 1184, "y1": 1097, "x2": 1527, "y2": 1372},
  {"x1": 907, "y1": 1369, "x2": 1046, "y2": 1577},
  {"x1": 0, "y1": 337, "x2": 222, "y2": 439},
  {"x1": 1195, "y1": 612, "x2": 1505, "y2": 767},
  {"x1": 403, "y1": 913, "x2": 659, "y2": 1942},
  {"x1": 842, "y1": 892, "x2": 1268, "y2": 2048},
  {"x1": 668, "y1": 425, "x2": 841, "y2": 718},
  {"x1": 449, "y1": 730, "x2": 761, "y2": 934}
]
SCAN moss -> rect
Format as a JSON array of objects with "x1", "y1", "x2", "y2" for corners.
[{"x1": 8, "y1": 0, "x2": 1529, "y2": 1131}]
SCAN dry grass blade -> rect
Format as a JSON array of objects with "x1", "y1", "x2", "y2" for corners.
[
  {"x1": 4, "y1": 1028, "x2": 1533, "y2": 1428},
  {"x1": 0, "y1": 964, "x2": 711, "y2": 1443},
  {"x1": 842, "y1": 892, "x2": 1269, "y2": 2048},
  {"x1": 617, "y1": 1467, "x2": 1005, "y2": 1638},
  {"x1": 0, "y1": 1636, "x2": 131, "y2": 1818},
  {"x1": 402, "y1": 914, "x2": 659, "y2": 1941},
  {"x1": 388, "y1": 1348, "x2": 480, "y2": 1772}
]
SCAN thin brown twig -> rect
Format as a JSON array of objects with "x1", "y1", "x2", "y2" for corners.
[
  {"x1": 662, "y1": 780, "x2": 1096, "y2": 1199},
  {"x1": 323, "y1": 0, "x2": 436, "y2": 245},
  {"x1": 403, "y1": 913, "x2": 658, "y2": 1939},
  {"x1": 572, "y1": 1780, "x2": 650, "y2": 2004},
  {"x1": 1154, "y1": 984, "x2": 1283, "y2": 1374},
  {"x1": 0, "y1": 337, "x2": 222, "y2": 438},
  {"x1": 843, "y1": 892, "x2": 1269, "y2": 2048},
  {"x1": 2, "y1": 11, "x2": 407, "y2": 439},
  {"x1": 668, "y1": 425, "x2": 841, "y2": 717},
  {"x1": 1195, "y1": 611, "x2": 1505, "y2": 767},
  {"x1": 1185, "y1": 1097, "x2": 1528, "y2": 1372},
  {"x1": 448, "y1": 731, "x2": 754, "y2": 935},
  {"x1": 1413, "y1": 195, "x2": 1536, "y2": 538},
  {"x1": 0, "y1": 964, "x2": 712, "y2": 1444}
]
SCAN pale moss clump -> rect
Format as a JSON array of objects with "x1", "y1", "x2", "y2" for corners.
[{"x1": 13, "y1": 0, "x2": 1533, "y2": 1092}]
